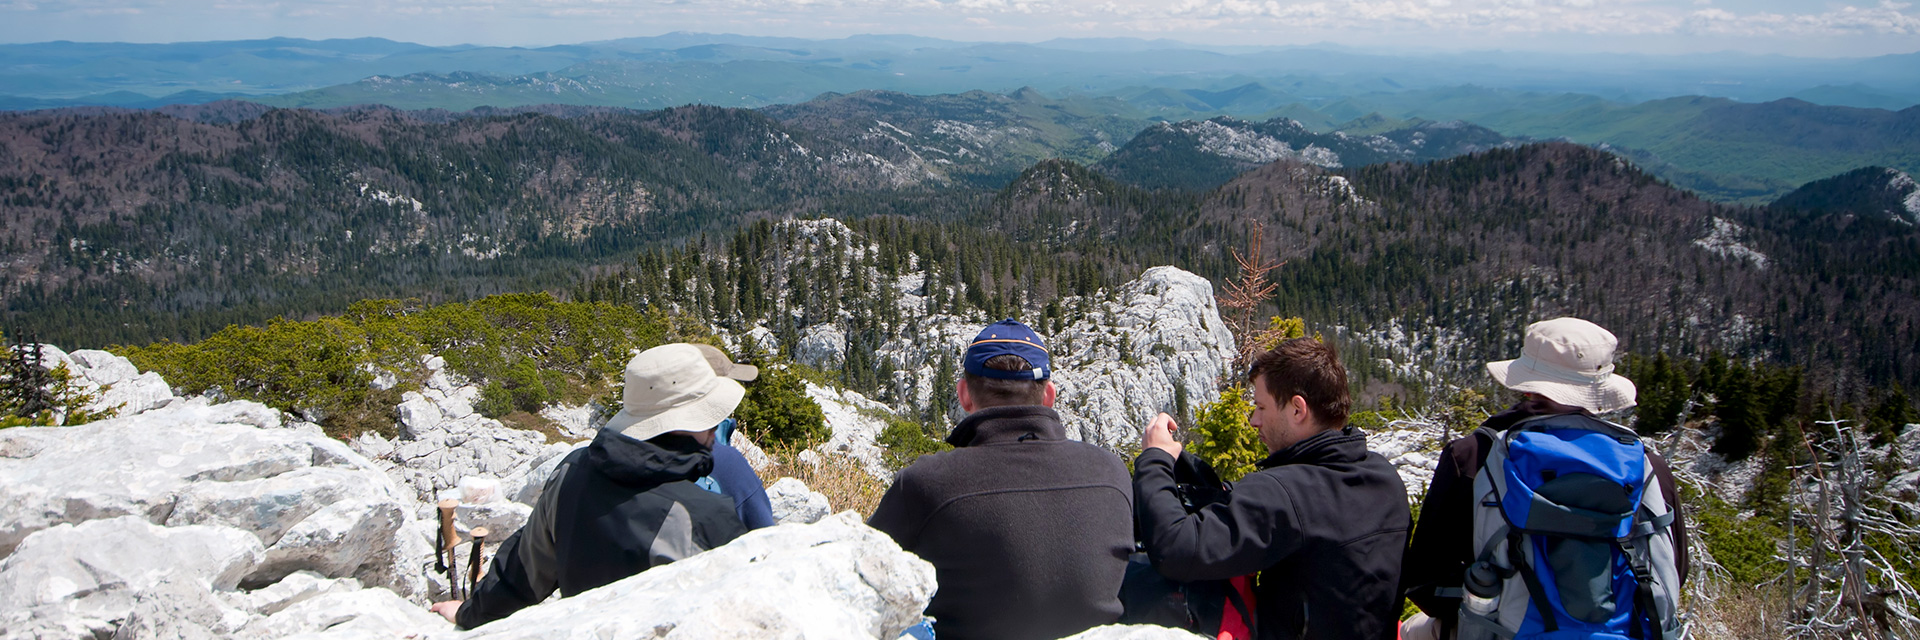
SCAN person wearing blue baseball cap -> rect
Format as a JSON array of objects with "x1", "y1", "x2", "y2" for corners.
[{"x1": 869, "y1": 319, "x2": 1134, "y2": 640}]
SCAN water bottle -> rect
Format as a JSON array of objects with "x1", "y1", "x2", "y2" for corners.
[{"x1": 1463, "y1": 561, "x2": 1502, "y2": 618}]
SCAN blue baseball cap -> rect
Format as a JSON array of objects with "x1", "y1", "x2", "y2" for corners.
[{"x1": 964, "y1": 319, "x2": 1051, "y2": 381}]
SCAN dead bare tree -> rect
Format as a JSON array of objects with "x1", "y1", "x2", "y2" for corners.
[
  {"x1": 1218, "y1": 220, "x2": 1284, "y2": 369},
  {"x1": 1780, "y1": 418, "x2": 1920, "y2": 639}
]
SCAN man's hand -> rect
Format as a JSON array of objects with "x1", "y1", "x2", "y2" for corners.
[
  {"x1": 1143, "y1": 412, "x2": 1183, "y2": 459},
  {"x1": 429, "y1": 600, "x2": 462, "y2": 625}
]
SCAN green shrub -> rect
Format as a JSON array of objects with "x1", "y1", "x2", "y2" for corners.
[
  {"x1": 1188, "y1": 385, "x2": 1264, "y2": 482},
  {"x1": 119, "y1": 293, "x2": 704, "y2": 441},
  {"x1": 878, "y1": 416, "x2": 951, "y2": 471},
  {"x1": 477, "y1": 382, "x2": 515, "y2": 419},
  {"x1": 1688, "y1": 483, "x2": 1786, "y2": 587},
  {"x1": 735, "y1": 363, "x2": 829, "y2": 450}
]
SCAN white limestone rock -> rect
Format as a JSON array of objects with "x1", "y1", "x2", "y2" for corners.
[
  {"x1": 165, "y1": 465, "x2": 415, "y2": 591},
  {"x1": 767, "y1": 477, "x2": 832, "y2": 525},
  {"x1": 224, "y1": 571, "x2": 362, "y2": 617},
  {"x1": 1048, "y1": 266, "x2": 1237, "y2": 449},
  {"x1": 456, "y1": 512, "x2": 935, "y2": 640},
  {"x1": 0, "y1": 401, "x2": 425, "y2": 599},
  {"x1": 1362, "y1": 424, "x2": 1443, "y2": 497},
  {"x1": 539, "y1": 402, "x2": 601, "y2": 441},
  {"x1": 65, "y1": 349, "x2": 179, "y2": 417},
  {"x1": 355, "y1": 410, "x2": 554, "y2": 507},
  {"x1": 1064, "y1": 624, "x2": 1211, "y2": 639},
  {"x1": 506, "y1": 441, "x2": 587, "y2": 507},
  {"x1": 456, "y1": 501, "x2": 535, "y2": 541},
  {"x1": 236, "y1": 587, "x2": 452, "y2": 640},
  {"x1": 732, "y1": 433, "x2": 775, "y2": 474},
  {"x1": 806, "y1": 381, "x2": 894, "y2": 479},
  {"x1": 797, "y1": 322, "x2": 849, "y2": 370},
  {"x1": 0, "y1": 517, "x2": 264, "y2": 639}
]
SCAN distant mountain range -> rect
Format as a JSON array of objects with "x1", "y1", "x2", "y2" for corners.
[{"x1": 4, "y1": 35, "x2": 1916, "y2": 109}]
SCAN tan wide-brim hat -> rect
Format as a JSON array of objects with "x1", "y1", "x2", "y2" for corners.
[
  {"x1": 1486, "y1": 317, "x2": 1638, "y2": 414},
  {"x1": 602, "y1": 343, "x2": 750, "y2": 442}
]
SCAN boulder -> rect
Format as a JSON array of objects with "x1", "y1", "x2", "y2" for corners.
[
  {"x1": 1063, "y1": 624, "x2": 1210, "y2": 639},
  {"x1": 0, "y1": 517, "x2": 264, "y2": 639},
  {"x1": 0, "y1": 400, "x2": 425, "y2": 598},
  {"x1": 767, "y1": 478, "x2": 832, "y2": 525},
  {"x1": 63, "y1": 348, "x2": 179, "y2": 417},
  {"x1": 235, "y1": 588, "x2": 452, "y2": 640},
  {"x1": 223, "y1": 571, "x2": 362, "y2": 617},
  {"x1": 458, "y1": 512, "x2": 935, "y2": 640}
]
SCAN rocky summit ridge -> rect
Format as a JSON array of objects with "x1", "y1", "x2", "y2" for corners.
[
  {"x1": 0, "y1": 260, "x2": 1453, "y2": 638},
  {"x1": 0, "y1": 350, "x2": 1227, "y2": 639}
]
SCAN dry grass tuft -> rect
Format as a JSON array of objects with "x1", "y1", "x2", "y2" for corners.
[
  {"x1": 1687, "y1": 583, "x2": 1791, "y2": 639},
  {"x1": 761, "y1": 450, "x2": 890, "y2": 520}
]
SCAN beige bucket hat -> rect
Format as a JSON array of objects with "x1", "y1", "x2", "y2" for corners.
[
  {"x1": 1486, "y1": 317, "x2": 1638, "y2": 414},
  {"x1": 602, "y1": 343, "x2": 756, "y2": 441}
]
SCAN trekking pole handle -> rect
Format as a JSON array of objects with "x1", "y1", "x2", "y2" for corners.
[
  {"x1": 438, "y1": 499, "x2": 461, "y2": 600},
  {"x1": 468, "y1": 527, "x2": 489, "y2": 596}
]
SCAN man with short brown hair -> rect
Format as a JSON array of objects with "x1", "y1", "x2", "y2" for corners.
[
  {"x1": 869, "y1": 319, "x2": 1133, "y2": 640},
  {"x1": 1135, "y1": 337, "x2": 1411, "y2": 640}
]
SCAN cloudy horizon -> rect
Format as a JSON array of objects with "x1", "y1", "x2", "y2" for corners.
[{"x1": 1, "y1": 0, "x2": 1917, "y2": 57}]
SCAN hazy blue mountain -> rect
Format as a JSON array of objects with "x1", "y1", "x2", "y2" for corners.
[{"x1": 5, "y1": 34, "x2": 1915, "y2": 111}]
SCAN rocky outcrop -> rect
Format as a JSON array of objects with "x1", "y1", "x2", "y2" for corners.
[
  {"x1": 0, "y1": 398, "x2": 426, "y2": 597},
  {"x1": 0, "y1": 517, "x2": 263, "y2": 640},
  {"x1": 347, "y1": 355, "x2": 579, "y2": 510},
  {"x1": 761, "y1": 220, "x2": 1235, "y2": 455},
  {"x1": 451, "y1": 512, "x2": 934, "y2": 640},
  {"x1": 1048, "y1": 266, "x2": 1236, "y2": 449},
  {"x1": 807, "y1": 381, "x2": 896, "y2": 479},
  {"x1": 31, "y1": 344, "x2": 180, "y2": 422}
]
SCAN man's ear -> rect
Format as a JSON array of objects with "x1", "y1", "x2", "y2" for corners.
[
  {"x1": 1289, "y1": 394, "x2": 1312, "y2": 423},
  {"x1": 956, "y1": 377, "x2": 974, "y2": 413},
  {"x1": 1041, "y1": 380, "x2": 1057, "y2": 408}
]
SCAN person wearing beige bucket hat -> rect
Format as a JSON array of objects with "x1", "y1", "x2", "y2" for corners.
[
  {"x1": 1399, "y1": 318, "x2": 1691, "y2": 640},
  {"x1": 431, "y1": 343, "x2": 754, "y2": 629}
]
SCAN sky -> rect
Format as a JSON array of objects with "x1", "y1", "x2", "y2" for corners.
[{"x1": 1, "y1": 0, "x2": 1918, "y2": 57}]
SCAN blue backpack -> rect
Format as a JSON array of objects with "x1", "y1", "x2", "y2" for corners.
[{"x1": 1457, "y1": 413, "x2": 1684, "y2": 640}]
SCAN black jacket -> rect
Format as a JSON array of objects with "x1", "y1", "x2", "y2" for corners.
[
  {"x1": 1400, "y1": 400, "x2": 1690, "y2": 632},
  {"x1": 1134, "y1": 427, "x2": 1412, "y2": 640},
  {"x1": 456, "y1": 429, "x2": 748, "y2": 629},
  {"x1": 868, "y1": 405, "x2": 1135, "y2": 640}
]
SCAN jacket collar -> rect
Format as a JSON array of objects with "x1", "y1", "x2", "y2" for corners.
[
  {"x1": 1258, "y1": 425, "x2": 1370, "y2": 469},
  {"x1": 945, "y1": 405, "x2": 1067, "y2": 447},
  {"x1": 588, "y1": 428, "x2": 715, "y2": 488},
  {"x1": 1481, "y1": 396, "x2": 1590, "y2": 433}
]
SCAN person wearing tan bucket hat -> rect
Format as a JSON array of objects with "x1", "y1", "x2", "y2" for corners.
[
  {"x1": 1399, "y1": 318, "x2": 1691, "y2": 640},
  {"x1": 430, "y1": 343, "x2": 754, "y2": 629}
]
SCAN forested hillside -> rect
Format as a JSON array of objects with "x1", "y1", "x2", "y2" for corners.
[
  {"x1": 977, "y1": 144, "x2": 1920, "y2": 396},
  {"x1": 0, "y1": 105, "x2": 967, "y2": 346}
]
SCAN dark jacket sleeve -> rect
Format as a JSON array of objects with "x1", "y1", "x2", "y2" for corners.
[
  {"x1": 708, "y1": 441, "x2": 776, "y2": 530},
  {"x1": 867, "y1": 467, "x2": 926, "y2": 550},
  {"x1": 1401, "y1": 435, "x2": 1483, "y2": 627},
  {"x1": 456, "y1": 460, "x2": 569, "y2": 629},
  {"x1": 1132, "y1": 447, "x2": 1303, "y2": 583}
]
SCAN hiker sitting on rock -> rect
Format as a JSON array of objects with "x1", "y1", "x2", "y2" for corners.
[
  {"x1": 430, "y1": 343, "x2": 754, "y2": 628},
  {"x1": 1399, "y1": 318, "x2": 1689, "y2": 640},
  {"x1": 1134, "y1": 338, "x2": 1411, "y2": 640},
  {"x1": 869, "y1": 319, "x2": 1135, "y2": 640}
]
